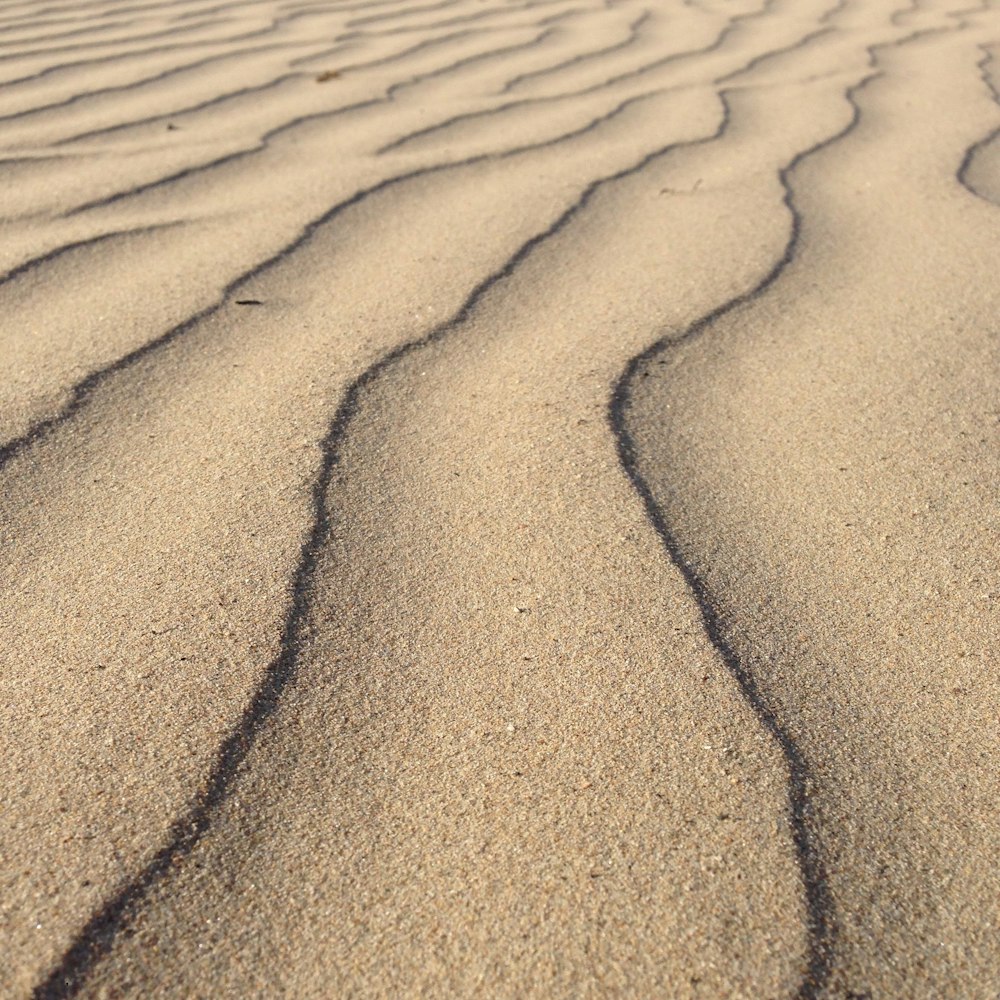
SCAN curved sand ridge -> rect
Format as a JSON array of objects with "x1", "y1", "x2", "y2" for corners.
[{"x1": 0, "y1": 0, "x2": 997, "y2": 996}]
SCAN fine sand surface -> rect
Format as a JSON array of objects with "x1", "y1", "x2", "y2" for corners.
[{"x1": 0, "y1": 0, "x2": 997, "y2": 996}]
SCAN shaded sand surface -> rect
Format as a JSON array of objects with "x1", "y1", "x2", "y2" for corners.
[{"x1": 0, "y1": 0, "x2": 997, "y2": 996}]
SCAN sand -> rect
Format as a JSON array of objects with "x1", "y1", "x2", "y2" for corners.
[{"x1": 0, "y1": 0, "x2": 997, "y2": 996}]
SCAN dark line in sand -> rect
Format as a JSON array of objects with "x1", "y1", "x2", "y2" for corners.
[
  {"x1": 0, "y1": 0, "x2": 239, "y2": 28},
  {"x1": 500, "y1": 8, "x2": 652, "y2": 95},
  {"x1": 379, "y1": 0, "x2": 778, "y2": 153},
  {"x1": 957, "y1": 44, "x2": 1000, "y2": 206},
  {"x1": 344, "y1": 0, "x2": 467, "y2": 30},
  {"x1": 0, "y1": 15, "x2": 231, "y2": 62},
  {"x1": 606, "y1": 93, "x2": 854, "y2": 997},
  {"x1": 0, "y1": 82, "x2": 668, "y2": 476},
  {"x1": 0, "y1": 9, "x2": 320, "y2": 92},
  {"x1": 0, "y1": 15, "x2": 141, "y2": 49},
  {"x1": 340, "y1": 0, "x2": 571, "y2": 41},
  {"x1": 60, "y1": 6, "x2": 578, "y2": 215},
  {"x1": 715, "y1": 25, "x2": 833, "y2": 84},
  {"x1": 289, "y1": 23, "x2": 481, "y2": 69},
  {"x1": 606, "y1": 19, "x2": 972, "y2": 993},
  {"x1": 54, "y1": 70, "x2": 304, "y2": 145},
  {"x1": 382, "y1": 22, "x2": 561, "y2": 98},
  {"x1": 31, "y1": 92, "x2": 735, "y2": 1000},
  {"x1": 59, "y1": 18, "x2": 548, "y2": 148},
  {"x1": 0, "y1": 223, "x2": 179, "y2": 289}
]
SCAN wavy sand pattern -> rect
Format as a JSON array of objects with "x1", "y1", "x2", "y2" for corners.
[{"x1": 0, "y1": 0, "x2": 997, "y2": 996}]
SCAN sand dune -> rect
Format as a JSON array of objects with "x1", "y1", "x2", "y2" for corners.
[{"x1": 0, "y1": 0, "x2": 997, "y2": 996}]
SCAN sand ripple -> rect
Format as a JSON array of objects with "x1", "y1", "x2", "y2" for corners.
[{"x1": 0, "y1": 0, "x2": 997, "y2": 996}]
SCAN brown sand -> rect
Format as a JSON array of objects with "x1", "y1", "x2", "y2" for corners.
[{"x1": 0, "y1": 0, "x2": 997, "y2": 996}]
